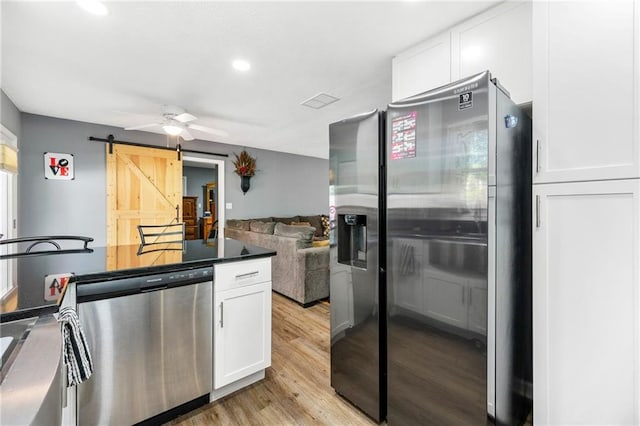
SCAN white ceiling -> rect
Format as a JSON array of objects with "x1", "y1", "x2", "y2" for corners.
[{"x1": 1, "y1": 1, "x2": 498, "y2": 159}]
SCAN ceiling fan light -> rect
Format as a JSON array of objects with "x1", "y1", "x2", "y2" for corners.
[
  {"x1": 76, "y1": 0, "x2": 109, "y2": 16},
  {"x1": 232, "y1": 59, "x2": 251, "y2": 72},
  {"x1": 162, "y1": 124, "x2": 183, "y2": 136}
]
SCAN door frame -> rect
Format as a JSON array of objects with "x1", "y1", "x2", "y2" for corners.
[{"x1": 182, "y1": 154, "x2": 225, "y2": 241}]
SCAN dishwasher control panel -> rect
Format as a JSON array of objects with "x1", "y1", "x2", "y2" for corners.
[{"x1": 77, "y1": 266, "x2": 213, "y2": 303}]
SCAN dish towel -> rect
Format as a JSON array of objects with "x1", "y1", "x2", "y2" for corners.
[
  {"x1": 399, "y1": 243, "x2": 415, "y2": 276},
  {"x1": 58, "y1": 306, "x2": 94, "y2": 387}
]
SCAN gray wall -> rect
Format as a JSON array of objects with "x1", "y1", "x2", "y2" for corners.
[
  {"x1": 19, "y1": 113, "x2": 329, "y2": 245},
  {"x1": 1, "y1": 90, "x2": 21, "y2": 140},
  {"x1": 225, "y1": 149, "x2": 329, "y2": 220},
  {"x1": 183, "y1": 165, "x2": 217, "y2": 218}
]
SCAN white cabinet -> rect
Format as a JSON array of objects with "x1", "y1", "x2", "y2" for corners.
[
  {"x1": 392, "y1": 33, "x2": 451, "y2": 102},
  {"x1": 422, "y1": 270, "x2": 467, "y2": 328},
  {"x1": 533, "y1": 180, "x2": 640, "y2": 425},
  {"x1": 533, "y1": 0, "x2": 640, "y2": 183},
  {"x1": 213, "y1": 258, "x2": 272, "y2": 390},
  {"x1": 392, "y1": 1, "x2": 532, "y2": 103},
  {"x1": 451, "y1": 0, "x2": 532, "y2": 104}
]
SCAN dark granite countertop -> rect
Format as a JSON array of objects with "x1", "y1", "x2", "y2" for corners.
[{"x1": 0, "y1": 238, "x2": 275, "y2": 321}]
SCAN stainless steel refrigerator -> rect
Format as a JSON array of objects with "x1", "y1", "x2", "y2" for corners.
[
  {"x1": 386, "y1": 71, "x2": 531, "y2": 425},
  {"x1": 329, "y1": 71, "x2": 532, "y2": 425},
  {"x1": 329, "y1": 110, "x2": 386, "y2": 422}
]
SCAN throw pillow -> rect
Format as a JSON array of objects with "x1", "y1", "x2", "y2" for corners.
[
  {"x1": 273, "y1": 223, "x2": 315, "y2": 248},
  {"x1": 272, "y1": 215, "x2": 301, "y2": 225},
  {"x1": 299, "y1": 215, "x2": 324, "y2": 238},
  {"x1": 312, "y1": 237, "x2": 329, "y2": 248},
  {"x1": 291, "y1": 221, "x2": 311, "y2": 227},
  {"x1": 250, "y1": 221, "x2": 276, "y2": 234},
  {"x1": 226, "y1": 219, "x2": 250, "y2": 231},
  {"x1": 321, "y1": 215, "x2": 330, "y2": 238}
]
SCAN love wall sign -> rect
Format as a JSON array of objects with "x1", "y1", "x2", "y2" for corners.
[{"x1": 44, "y1": 152, "x2": 75, "y2": 180}]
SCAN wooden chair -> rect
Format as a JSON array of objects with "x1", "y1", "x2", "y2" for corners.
[{"x1": 206, "y1": 220, "x2": 218, "y2": 241}]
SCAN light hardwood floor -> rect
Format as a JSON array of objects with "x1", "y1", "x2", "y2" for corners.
[{"x1": 168, "y1": 292, "x2": 376, "y2": 426}]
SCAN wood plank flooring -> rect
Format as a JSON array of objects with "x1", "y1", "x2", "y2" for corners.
[{"x1": 167, "y1": 292, "x2": 376, "y2": 426}]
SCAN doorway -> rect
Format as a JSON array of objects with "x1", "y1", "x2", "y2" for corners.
[{"x1": 182, "y1": 155, "x2": 225, "y2": 241}]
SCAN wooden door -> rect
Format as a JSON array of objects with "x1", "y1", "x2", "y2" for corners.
[{"x1": 106, "y1": 144, "x2": 183, "y2": 269}]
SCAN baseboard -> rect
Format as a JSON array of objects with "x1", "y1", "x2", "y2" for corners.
[{"x1": 209, "y1": 370, "x2": 265, "y2": 402}]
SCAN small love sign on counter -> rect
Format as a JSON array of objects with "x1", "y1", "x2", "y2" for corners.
[{"x1": 44, "y1": 152, "x2": 74, "y2": 180}]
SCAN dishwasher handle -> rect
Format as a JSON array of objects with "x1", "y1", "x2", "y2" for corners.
[{"x1": 141, "y1": 283, "x2": 168, "y2": 292}]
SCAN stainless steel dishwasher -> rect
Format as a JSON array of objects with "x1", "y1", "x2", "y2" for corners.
[{"x1": 76, "y1": 267, "x2": 213, "y2": 425}]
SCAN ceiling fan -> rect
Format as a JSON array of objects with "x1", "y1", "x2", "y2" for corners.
[{"x1": 124, "y1": 105, "x2": 229, "y2": 141}]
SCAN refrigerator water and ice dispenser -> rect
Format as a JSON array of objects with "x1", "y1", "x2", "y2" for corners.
[{"x1": 337, "y1": 214, "x2": 367, "y2": 268}]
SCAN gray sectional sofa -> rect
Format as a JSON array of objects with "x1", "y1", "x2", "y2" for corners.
[{"x1": 225, "y1": 215, "x2": 329, "y2": 306}]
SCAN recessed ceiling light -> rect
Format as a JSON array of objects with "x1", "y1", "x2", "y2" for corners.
[
  {"x1": 76, "y1": 0, "x2": 109, "y2": 16},
  {"x1": 232, "y1": 59, "x2": 251, "y2": 72}
]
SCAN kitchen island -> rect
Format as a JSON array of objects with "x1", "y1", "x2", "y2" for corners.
[{"x1": 1, "y1": 238, "x2": 276, "y2": 426}]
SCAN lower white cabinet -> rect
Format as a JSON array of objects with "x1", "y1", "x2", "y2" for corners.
[
  {"x1": 213, "y1": 259, "x2": 272, "y2": 390},
  {"x1": 533, "y1": 179, "x2": 640, "y2": 425}
]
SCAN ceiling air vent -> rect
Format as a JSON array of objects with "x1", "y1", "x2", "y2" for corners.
[{"x1": 301, "y1": 92, "x2": 340, "y2": 109}]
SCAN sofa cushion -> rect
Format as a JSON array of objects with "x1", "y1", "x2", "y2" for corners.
[
  {"x1": 300, "y1": 215, "x2": 324, "y2": 238},
  {"x1": 253, "y1": 217, "x2": 273, "y2": 223},
  {"x1": 273, "y1": 216, "x2": 300, "y2": 225},
  {"x1": 250, "y1": 221, "x2": 276, "y2": 234},
  {"x1": 274, "y1": 223, "x2": 315, "y2": 248},
  {"x1": 227, "y1": 219, "x2": 250, "y2": 231}
]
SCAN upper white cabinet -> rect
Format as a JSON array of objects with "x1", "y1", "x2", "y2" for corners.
[
  {"x1": 533, "y1": 179, "x2": 640, "y2": 425},
  {"x1": 392, "y1": 1, "x2": 532, "y2": 103},
  {"x1": 392, "y1": 33, "x2": 451, "y2": 102},
  {"x1": 533, "y1": 0, "x2": 640, "y2": 183},
  {"x1": 451, "y1": 1, "x2": 532, "y2": 104}
]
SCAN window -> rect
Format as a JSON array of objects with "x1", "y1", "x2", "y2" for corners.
[{"x1": 0, "y1": 125, "x2": 18, "y2": 300}]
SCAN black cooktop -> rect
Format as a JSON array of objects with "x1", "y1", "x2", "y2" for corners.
[{"x1": 1, "y1": 238, "x2": 275, "y2": 318}]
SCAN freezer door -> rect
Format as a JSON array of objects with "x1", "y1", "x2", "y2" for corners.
[
  {"x1": 329, "y1": 110, "x2": 383, "y2": 422},
  {"x1": 386, "y1": 71, "x2": 490, "y2": 425}
]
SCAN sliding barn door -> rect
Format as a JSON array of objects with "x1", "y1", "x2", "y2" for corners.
[{"x1": 106, "y1": 144, "x2": 182, "y2": 270}]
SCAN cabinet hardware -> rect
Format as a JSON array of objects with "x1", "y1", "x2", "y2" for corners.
[
  {"x1": 536, "y1": 140, "x2": 541, "y2": 173},
  {"x1": 536, "y1": 195, "x2": 541, "y2": 228},
  {"x1": 236, "y1": 271, "x2": 259, "y2": 280},
  {"x1": 220, "y1": 302, "x2": 224, "y2": 328}
]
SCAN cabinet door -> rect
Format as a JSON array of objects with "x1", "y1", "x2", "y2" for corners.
[
  {"x1": 214, "y1": 281, "x2": 271, "y2": 389},
  {"x1": 533, "y1": 180, "x2": 640, "y2": 425},
  {"x1": 422, "y1": 272, "x2": 468, "y2": 328},
  {"x1": 467, "y1": 281, "x2": 488, "y2": 336},
  {"x1": 329, "y1": 260, "x2": 354, "y2": 336},
  {"x1": 533, "y1": 0, "x2": 640, "y2": 183},
  {"x1": 391, "y1": 32, "x2": 451, "y2": 101},
  {"x1": 451, "y1": 0, "x2": 532, "y2": 104}
]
